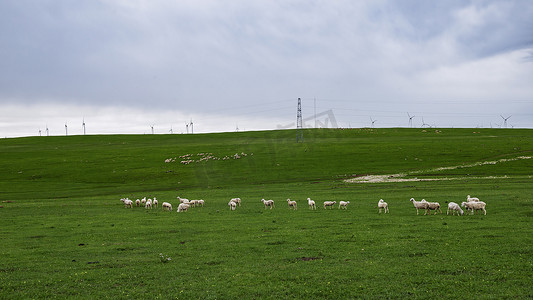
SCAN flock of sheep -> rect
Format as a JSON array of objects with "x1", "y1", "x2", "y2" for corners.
[
  {"x1": 120, "y1": 194, "x2": 486, "y2": 215},
  {"x1": 409, "y1": 195, "x2": 487, "y2": 216}
]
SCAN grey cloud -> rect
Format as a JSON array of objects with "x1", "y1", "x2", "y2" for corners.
[{"x1": 0, "y1": 0, "x2": 532, "y2": 135}]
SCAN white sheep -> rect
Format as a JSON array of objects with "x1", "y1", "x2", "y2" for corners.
[
  {"x1": 261, "y1": 199, "x2": 275, "y2": 209},
  {"x1": 228, "y1": 201, "x2": 237, "y2": 211},
  {"x1": 339, "y1": 201, "x2": 350, "y2": 209},
  {"x1": 421, "y1": 199, "x2": 442, "y2": 215},
  {"x1": 145, "y1": 199, "x2": 152, "y2": 209},
  {"x1": 153, "y1": 197, "x2": 158, "y2": 208},
  {"x1": 230, "y1": 198, "x2": 241, "y2": 206},
  {"x1": 467, "y1": 195, "x2": 480, "y2": 202},
  {"x1": 307, "y1": 198, "x2": 316, "y2": 210},
  {"x1": 121, "y1": 198, "x2": 133, "y2": 208},
  {"x1": 162, "y1": 202, "x2": 172, "y2": 211},
  {"x1": 141, "y1": 197, "x2": 147, "y2": 206},
  {"x1": 461, "y1": 201, "x2": 487, "y2": 215},
  {"x1": 287, "y1": 199, "x2": 297, "y2": 210},
  {"x1": 135, "y1": 199, "x2": 140, "y2": 207},
  {"x1": 447, "y1": 202, "x2": 464, "y2": 216},
  {"x1": 177, "y1": 203, "x2": 190, "y2": 212},
  {"x1": 177, "y1": 196, "x2": 190, "y2": 204},
  {"x1": 378, "y1": 199, "x2": 389, "y2": 214},
  {"x1": 195, "y1": 199, "x2": 205, "y2": 207},
  {"x1": 323, "y1": 201, "x2": 336, "y2": 209},
  {"x1": 188, "y1": 200, "x2": 199, "y2": 207},
  {"x1": 410, "y1": 198, "x2": 429, "y2": 215}
]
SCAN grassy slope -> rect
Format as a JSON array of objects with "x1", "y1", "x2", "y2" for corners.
[{"x1": 0, "y1": 128, "x2": 532, "y2": 299}]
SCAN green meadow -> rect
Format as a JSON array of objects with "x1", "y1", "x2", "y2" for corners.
[{"x1": 1, "y1": 128, "x2": 532, "y2": 299}]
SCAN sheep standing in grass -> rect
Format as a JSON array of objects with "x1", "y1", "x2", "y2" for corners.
[
  {"x1": 467, "y1": 195, "x2": 480, "y2": 202},
  {"x1": 141, "y1": 197, "x2": 147, "y2": 206},
  {"x1": 287, "y1": 199, "x2": 297, "y2": 210},
  {"x1": 121, "y1": 198, "x2": 133, "y2": 208},
  {"x1": 145, "y1": 199, "x2": 152, "y2": 209},
  {"x1": 196, "y1": 199, "x2": 205, "y2": 207},
  {"x1": 153, "y1": 198, "x2": 158, "y2": 208},
  {"x1": 421, "y1": 199, "x2": 442, "y2": 215},
  {"x1": 230, "y1": 198, "x2": 241, "y2": 207},
  {"x1": 323, "y1": 201, "x2": 336, "y2": 209},
  {"x1": 461, "y1": 201, "x2": 487, "y2": 215},
  {"x1": 162, "y1": 202, "x2": 172, "y2": 211},
  {"x1": 177, "y1": 203, "x2": 190, "y2": 212},
  {"x1": 177, "y1": 196, "x2": 190, "y2": 204},
  {"x1": 261, "y1": 199, "x2": 275, "y2": 209},
  {"x1": 307, "y1": 198, "x2": 316, "y2": 210},
  {"x1": 378, "y1": 199, "x2": 389, "y2": 214},
  {"x1": 135, "y1": 199, "x2": 140, "y2": 207},
  {"x1": 188, "y1": 200, "x2": 199, "y2": 207},
  {"x1": 447, "y1": 202, "x2": 463, "y2": 216},
  {"x1": 410, "y1": 198, "x2": 429, "y2": 215},
  {"x1": 339, "y1": 201, "x2": 350, "y2": 209},
  {"x1": 228, "y1": 201, "x2": 237, "y2": 211}
]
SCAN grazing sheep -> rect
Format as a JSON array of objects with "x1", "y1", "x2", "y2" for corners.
[
  {"x1": 307, "y1": 198, "x2": 316, "y2": 210},
  {"x1": 135, "y1": 199, "x2": 141, "y2": 207},
  {"x1": 177, "y1": 203, "x2": 190, "y2": 212},
  {"x1": 461, "y1": 201, "x2": 487, "y2": 215},
  {"x1": 261, "y1": 199, "x2": 275, "y2": 209},
  {"x1": 447, "y1": 202, "x2": 463, "y2": 216},
  {"x1": 230, "y1": 198, "x2": 241, "y2": 206},
  {"x1": 228, "y1": 201, "x2": 237, "y2": 211},
  {"x1": 145, "y1": 199, "x2": 152, "y2": 209},
  {"x1": 196, "y1": 199, "x2": 205, "y2": 207},
  {"x1": 410, "y1": 198, "x2": 429, "y2": 215},
  {"x1": 153, "y1": 197, "x2": 158, "y2": 208},
  {"x1": 162, "y1": 202, "x2": 172, "y2": 211},
  {"x1": 121, "y1": 198, "x2": 133, "y2": 208},
  {"x1": 141, "y1": 197, "x2": 147, "y2": 206},
  {"x1": 323, "y1": 201, "x2": 336, "y2": 209},
  {"x1": 467, "y1": 195, "x2": 480, "y2": 202},
  {"x1": 287, "y1": 199, "x2": 297, "y2": 210},
  {"x1": 177, "y1": 196, "x2": 190, "y2": 204},
  {"x1": 378, "y1": 199, "x2": 389, "y2": 214},
  {"x1": 339, "y1": 201, "x2": 350, "y2": 209},
  {"x1": 421, "y1": 199, "x2": 442, "y2": 215},
  {"x1": 188, "y1": 200, "x2": 199, "y2": 207}
]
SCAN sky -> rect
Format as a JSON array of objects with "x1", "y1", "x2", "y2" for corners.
[{"x1": 1, "y1": 0, "x2": 532, "y2": 137}]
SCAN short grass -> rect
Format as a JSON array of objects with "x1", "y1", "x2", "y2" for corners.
[{"x1": 1, "y1": 128, "x2": 532, "y2": 299}]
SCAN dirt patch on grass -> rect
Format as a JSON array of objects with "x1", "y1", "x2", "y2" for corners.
[
  {"x1": 297, "y1": 257, "x2": 322, "y2": 261},
  {"x1": 345, "y1": 156, "x2": 531, "y2": 183}
]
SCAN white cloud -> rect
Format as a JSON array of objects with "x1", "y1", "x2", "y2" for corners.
[{"x1": 0, "y1": 102, "x2": 291, "y2": 138}]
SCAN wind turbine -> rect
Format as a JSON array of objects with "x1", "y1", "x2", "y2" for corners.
[
  {"x1": 190, "y1": 119, "x2": 194, "y2": 134},
  {"x1": 421, "y1": 117, "x2": 430, "y2": 128},
  {"x1": 150, "y1": 124, "x2": 155, "y2": 134},
  {"x1": 46, "y1": 125, "x2": 49, "y2": 136},
  {"x1": 169, "y1": 125, "x2": 173, "y2": 134},
  {"x1": 38, "y1": 129, "x2": 42, "y2": 136},
  {"x1": 65, "y1": 122, "x2": 68, "y2": 136},
  {"x1": 370, "y1": 117, "x2": 377, "y2": 128},
  {"x1": 407, "y1": 112, "x2": 415, "y2": 128},
  {"x1": 500, "y1": 115, "x2": 512, "y2": 128},
  {"x1": 82, "y1": 118, "x2": 86, "y2": 135}
]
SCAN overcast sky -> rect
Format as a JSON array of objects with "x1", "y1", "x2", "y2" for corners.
[{"x1": 1, "y1": 0, "x2": 532, "y2": 137}]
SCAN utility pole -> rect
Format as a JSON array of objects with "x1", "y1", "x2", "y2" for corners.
[{"x1": 296, "y1": 98, "x2": 303, "y2": 142}]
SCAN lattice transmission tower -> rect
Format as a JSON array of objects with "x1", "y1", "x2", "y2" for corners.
[{"x1": 296, "y1": 98, "x2": 303, "y2": 142}]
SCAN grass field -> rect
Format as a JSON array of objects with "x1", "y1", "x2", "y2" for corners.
[{"x1": 1, "y1": 128, "x2": 532, "y2": 298}]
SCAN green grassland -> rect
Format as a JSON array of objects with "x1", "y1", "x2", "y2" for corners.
[{"x1": 1, "y1": 128, "x2": 532, "y2": 299}]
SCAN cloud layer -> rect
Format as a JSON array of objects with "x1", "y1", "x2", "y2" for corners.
[{"x1": 1, "y1": 0, "x2": 532, "y2": 136}]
